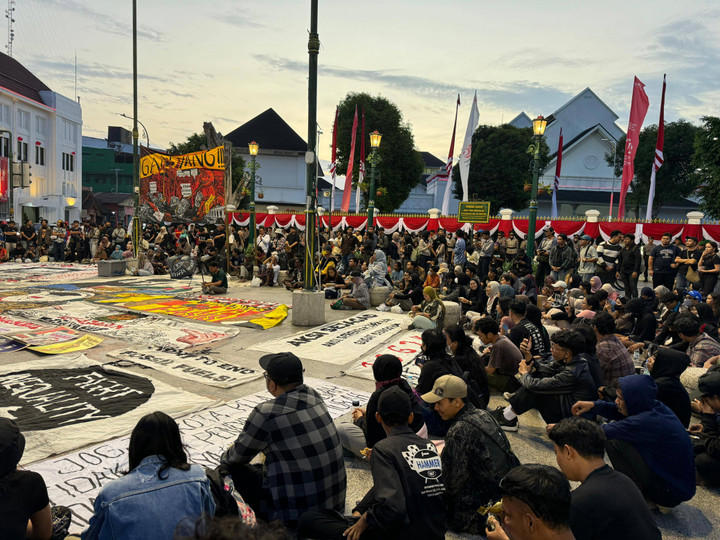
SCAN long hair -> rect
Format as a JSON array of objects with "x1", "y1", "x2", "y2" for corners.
[
  {"x1": 128, "y1": 411, "x2": 190, "y2": 479},
  {"x1": 444, "y1": 324, "x2": 473, "y2": 354}
]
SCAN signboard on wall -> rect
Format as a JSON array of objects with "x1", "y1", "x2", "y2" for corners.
[{"x1": 458, "y1": 201, "x2": 490, "y2": 223}]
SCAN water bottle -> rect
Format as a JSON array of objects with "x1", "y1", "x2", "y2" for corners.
[{"x1": 633, "y1": 349, "x2": 641, "y2": 368}]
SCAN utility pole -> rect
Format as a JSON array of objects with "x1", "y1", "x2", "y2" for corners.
[
  {"x1": 130, "y1": 0, "x2": 141, "y2": 257},
  {"x1": 303, "y1": 0, "x2": 319, "y2": 290}
]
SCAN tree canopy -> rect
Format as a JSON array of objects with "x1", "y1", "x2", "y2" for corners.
[
  {"x1": 452, "y1": 124, "x2": 550, "y2": 214},
  {"x1": 335, "y1": 93, "x2": 423, "y2": 212},
  {"x1": 606, "y1": 120, "x2": 699, "y2": 217},
  {"x1": 694, "y1": 116, "x2": 720, "y2": 219}
]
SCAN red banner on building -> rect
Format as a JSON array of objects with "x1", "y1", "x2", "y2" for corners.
[{"x1": 0, "y1": 157, "x2": 8, "y2": 202}]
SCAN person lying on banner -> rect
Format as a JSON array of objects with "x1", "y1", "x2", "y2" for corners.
[{"x1": 202, "y1": 260, "x2": 228, "y2": 295}]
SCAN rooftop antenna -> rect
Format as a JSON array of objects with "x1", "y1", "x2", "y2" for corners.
[{"x1": 5, "y1": 0, "x2": 15, "y2": 57}]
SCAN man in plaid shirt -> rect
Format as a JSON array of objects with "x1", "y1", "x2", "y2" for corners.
[
  {"x1": 220, "y1": 352, "x2": 346, "y2": 525},
  {"x1": 593, "y1": 312, "x2": 635, "y2": 388}
]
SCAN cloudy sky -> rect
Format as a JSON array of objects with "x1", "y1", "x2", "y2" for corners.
[{"x1": 13, "y1": 0, "x2": 720, "y2": 160}]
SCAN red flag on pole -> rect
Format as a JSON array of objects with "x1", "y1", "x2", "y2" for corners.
[
  {"x1": 617, "y1": 76, "x2": 650, "y2": 218},
  {"x1": 551, "y1": 129, "x2": 563, "y2": 218},
  {"x1": 645, "y1": 74, "x2": 666, "y2": 220},
  {"x1": 329, "y1": 106, "x2": 339, "y2": 213},
  {"x1": 440, "y1": 94, "x2": 461, "y2": 215},
  {"x1": 356, "y1": 111, "x2": 365, "y2": 212},
  {"x1": 341, "y1": 106, "x2": 359, "y2": 212}
]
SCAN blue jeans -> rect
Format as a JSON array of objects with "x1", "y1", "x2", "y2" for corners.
[{"x1": 53, "y1": 241, "x2": 65, "y2": 262}]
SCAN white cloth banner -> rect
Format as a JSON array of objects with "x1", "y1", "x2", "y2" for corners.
[
  {"x1": 250, "y1": 312, "x2": 407, "y2": 365},
  {"x1": 459, "y1": 92, "x2": 479, "y2": 202},
  {"x1": 346, "y1": 330, "x2": 423, "y2": 387},
  {"x1": 0, "y1": 355, "x2": 216, "y2": 465},
  {"x1": 0, "y1": 313, "x2": 48, "y2": 332},
  {"x1": 29, "y1": 378, "x2": 370, "y2": 534},
  {"x1": 10, "y1": 302, "x2": 238, "y2": 349},
  {"x1": 108, "y1": 347, "x2": 262, "y2": 388}
]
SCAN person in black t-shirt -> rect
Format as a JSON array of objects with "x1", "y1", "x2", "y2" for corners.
[
  {"x1": 648, "y1": 233, "x2": 680, "y2": 289},
  {"x1": 548, "y1": 417, "x2": 661, "y2": 540},
  {"x1": 0, "y1": 418, "x2": 53, "y2": 540},
  {"x1": 508, "y1": 300, "x2": 549, "y2": 359},
  {"x1": 698, "y1": 241, "x2": 720, "y2": 297},
  {"x1": 675, "y1": 236, "x2": 702, "y2": 290}
]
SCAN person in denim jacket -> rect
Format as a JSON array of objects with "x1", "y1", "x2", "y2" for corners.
[{"x1": 82, "y1": 412, "x2": 215, "y2": 540}]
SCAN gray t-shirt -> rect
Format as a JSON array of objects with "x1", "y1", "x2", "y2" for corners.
[{"x1": 351, "y1": 280, "x2": 370, "y2": 308}]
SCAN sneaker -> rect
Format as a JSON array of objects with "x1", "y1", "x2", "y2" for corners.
[
  {"x1": 390, "y1": 305, "x2": 404, "y2": 314},
  {"x1": 491, "y1": 406, "x2": 519, "y2": 432},
  {"x1": 376, "y1": 304, "x2": 390, "y2": 312}
]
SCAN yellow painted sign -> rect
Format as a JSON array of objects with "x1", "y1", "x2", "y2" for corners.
[
  {"x1": 29, "y1": 334, "x2": 103, "y2": 354},
  {"x1": 140, "y1": 146, "x2": 225, "y2": 179},
  {"x1": 458, "y1": 201, "x2": 491, "y2": 223}
]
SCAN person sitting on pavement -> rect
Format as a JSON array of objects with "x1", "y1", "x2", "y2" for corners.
[
  {"x1": 298, "y1": 387, "x2": 447, "y2": 540},
  {"x1": 338, "y1": 354, "x2": 426, "y2": 459},
  {"x1": 202, "y1": 260, "x2": 228, "y2": 295},
  {"x1": 332, "y1": 271, "x2": 370, "y2": 310},
  {"x1": 83, "y1": 412, "x2": 215, "y2": 539},
  {"x1": 571, "y1": 374, "x2": 696, "y2": 509},
  {"x1": 547, "y1": 417, "x2": 661, "y2": 540},
  {"x1": 592, "y1": 312, "x2": 634, "y2": 390},
  {"x1": 474, "y1": 317, "x2": 523, "y2": 393},
  {"x1": 508, "y1": 300, "x2": 549, "y2": 359},
  {"x1": 485, "y1": 464, "x2": 574, "y2": 540},
  {"x1": 445, "y1": 324, "x2": 490, "y2": 409},
  {"x1": 491, "y1": 329, "x2": 597, "y2": 432},
  {"x1": 363, "y1": 248, "x2": 390, "y2": 288},
  {"x1": 408, "y1": 286, "x2": 445, "y2": 330},
  {"x1": 690, "y1": 369, "x2": 720, "y2": 487},
  {"x1": 423, "y1": 375, "x2": 519, "y2": 536},
  {"x1": 675, "y1": 314, "x2": 720, "y2": 367},
  {"x1": 646, "y1": 348, "x2": 691, "y2": 427},
  {"x1": 219, "y1": 353, "x2": 346, "y2": 526}
]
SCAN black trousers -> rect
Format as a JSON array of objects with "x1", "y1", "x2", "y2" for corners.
[
  {"x1": 696, "y1": 452, "x2": 720, "y2": 487},
  {"x1": 508, "y1": 387, "x2": 565, "y2": 424},
  {"x1": 605, "y1": 439, "x2": 683, "y2": 507},
  {"x1": 226, "y1": 462, "x2": 269, "y2": 521},
  {"x1": 298, "y1": 509, "x2": 383, "y2": 540},
  {"x1": 535, "y1": 261, "x2": 550, "y2": 287},
  {"x1": 652, "y1": 272, "x2": 675, "y2": 290},
  {"x1": 619, "y1": 272, "x2": 638, "y2": 298}
]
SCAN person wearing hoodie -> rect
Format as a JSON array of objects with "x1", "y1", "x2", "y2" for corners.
[
  {"x1": 690, "y1": 369, "x2": 720, "y2": 487},
  {"x1": 571, "y1": 374, "x2": 696, "y2": 508},
  {"x1": 646, "y1": 348, "x2": 691, "y2": 427}
]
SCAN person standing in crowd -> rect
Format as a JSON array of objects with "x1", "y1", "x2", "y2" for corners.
[
  {"x1": 596, "y1": 229, "x2": 622, "y2": 285},
  {"x1": 549, "y1": 234, "x2": 575, "y2": 282},
  {"x1": 535, "y1": 227, "x2": 557, "y2": 286},
  {"x1": 577, "y1": 234, "x2": 598, "y2": 282},
  {"x1": 83, "y1": 412, "x2": 215, "y2": 539},
  {"x1": 51, "y1": 219, "x2": 66, "y2": 262},
  {"x1": 20, "y1": 219, "x2": 36, "y2": 251},
  {"x1": 4, "y1": 219, "x2": 18, "y2": 256},
  {"x1": 478, "y1": 230, "x2": 495, "y2": 280},
  {"x1": 642, "y1": 236, "x2": 655, "y2": 282},
  {"x1": 453, "y1": 230, "x2": 466, "y2": 268},
  {"x1": 648, "y1": 232, "x2": 680, "y2": 289},
  {"x1": 675, "y1": 235, "x2": 702, "y2": 290},
  {"x1": 698, "y1": 241, "x2": 720, "y2": 297},
  {"x1": 547, "y1": 417, "x2": 661, "y2": 540},
  {"x1": 423, "y1": 375, "x2": 518, "y2": 535},
  {"x1": 571, "y1": 374, "x2": 696, "y2": 509},
  {"x1": 485, "y1": 464, "x2": 575, "y2": 540},
  {"x1": 299, "y1": 387, "x2": 446, "y2": 540},
  {"x1": 220, "y1": 353, "x2": 346, "y2": 526},
  {"x1": 616, "y1": 233, "x2": 641, "y2": 299}
]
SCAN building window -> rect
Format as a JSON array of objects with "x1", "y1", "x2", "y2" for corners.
[
  {"x1": 0, "y1": 136, "x2": 8, "y2": 158},
  {"x1": 62, "y1": 152, "x2": 75, "y2": 172},
  {"x1": 16, "y1": 109, "x2": 30, "y2": 131},
  {"x1": 35, "y1": 116, "x2": 48, "y2": 136},
  {"x1": 17, "y1": 140, "x2": 28, "y2": 162},
  {"x1": 35, "y1": 145, "x2": 45, "y2": 166},
  {"x1": 0, "y1": 104, "x2": 9, "y2": 127}
]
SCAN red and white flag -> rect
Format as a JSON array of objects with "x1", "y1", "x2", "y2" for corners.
[
  {"x1": 341, "y1": 105, "x2": 359, "y2": 212},
  {"x1": 441, "y1": 94, "x2": 461, "y2": 215},
  {"x1": 645, "y1": 74, "x2": 666, "y2": 220},
  {"x1": 551, "y1": 129, "x2": 563, "y2": 218},
  {"x1": 356, "y1": 111, "x2": 365, "y2": 212},
  {"x1": 617, "y1": 76, "x2": 650, "y2": 218},
  {"x1": 329, "y1": 106, "x2": 339, "y2": 213},
  {"x1": 458, "y1": 91, "x2": 479, "y2": 202}
]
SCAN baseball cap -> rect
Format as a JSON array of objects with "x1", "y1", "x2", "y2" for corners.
[
  {"x1": 551, "y1": 280, "x2": 567, "y2": 289},
  {"x1": 259, "y1": 352, "x2": 304, "y2": 385},
  {"x1": 581, "y1": 234, "x2": 592, "y2": 241},
  {"x1": 699, "y1": 370, "x2": 720, "y2": 398},
  {"x1": 687, "y1": 290, "x2": 703, "y2": 301},
  {"x1": 421, "y1": 374, "x2": 467, "y2": 403},
  {"x1": 377, "y1": 386, "x2": 412, "y2": 419}
]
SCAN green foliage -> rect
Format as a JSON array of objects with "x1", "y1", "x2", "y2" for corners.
[
  {"x1": 167, "y1": 133, "x2": 207, "y2": 156},
  {"x1": 452, "y1": 124, "x2": 550, "y2": 213},
  {"x1": 695, "y1": 116, "x2": 720, "y2": 219},
  {"x1": 335, "y1": 93, "x2": 423, "y2": 212},
  {"x1": 606, "y1": 121, "x2": 699, "y2": 217}
]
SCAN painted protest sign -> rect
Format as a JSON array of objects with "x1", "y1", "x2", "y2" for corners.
[
  {"x1": 346, "y1": 330, "x2": 424, "y2": 387},
  {"x1": 0, "y1": 263, "x2": 98, "y2": 286},
  {"x1": 9, "y1": 302, "x2": 238, "y2": 349},
  {"x1": 29, "y1": 334, "x2": 103, "y2": 354},
  {"x1": 107, "y1": 347, "x2": 261, "y2": 388},
  {"x1": 1, "y1": 355, "x2": 215, "y2": 465},
  {"x1": 29, "y1": 378, "x2": 370, "y2": 533},
  {"x1": 4, "y1": 326, "x2": 83, "y2": 346},
  {"x1": 0, "y1": 338, "x2": 26, "y2": 352},
  {"x1": 250, "y1": 312, "x2": 407, "y2": 364},
  {"x1": 0, "y1": 313, "x2": 48, "y2": 333},
  {"x1": 119, "y1": 296, "x2": 288, "y2": 329}
]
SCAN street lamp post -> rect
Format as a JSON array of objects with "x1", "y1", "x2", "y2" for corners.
[
  {"x1": 130, "y1": 0, "x2": 141, "y2": 258},
  {"x1": 367, "y1": 130, "x2": 382, "y2": 227},
  {"x1": 119, "y1": 113, "x2": 149, "y2": 148},
  {"x1": 526, "y1": 115, "x2": 547, "y2": 259},
  {"x1": 303, "y1": 0, "x2": 319, "y2": 291},
  {"x1": 248, "y1": 141, "x2": 259, "y2": 249}
]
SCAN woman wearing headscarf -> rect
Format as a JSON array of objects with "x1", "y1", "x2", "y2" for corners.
[
  {"x1": 381, "y1": 271, "x2": 423, "y2": 312},
  {"x1": 457, "y1": 277, "x2": 485, "y2": 315},
  {"x1": 423, "y1": 265, "x2": 441, "y2": 290},
  {"x1": 409, "y1": 286, "x2": 446, "y2": 329},
  {"x1": 589, "y1": 275, "x2": 602, "y2": 293},
  {"x1": 363, "y1": 248, "x2": 390, "y2": 288},
  {"x1": 484, "y1": 281, "x2": 500, "y2": 316},
  {"x1": 340, "y1": 355, "x2": 427, "y2": 458}
]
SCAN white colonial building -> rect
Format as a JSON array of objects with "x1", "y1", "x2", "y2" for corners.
[{"x1": 0, "y1": 52, "x2": 82, "y2": 223}]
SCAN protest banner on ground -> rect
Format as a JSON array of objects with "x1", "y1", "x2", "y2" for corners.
[
  {"x1": 0, "y1": 354, "x2": 216, "y2": 465},
  {"x1": 0, "y1": 338, "x2": 26, "y2": 352},
  {"x1": 250, "y1": 312, "x2": 407, "y2": 364},
  {"x1": 29, "y1": 334, "x2": 103, "y2": 354},
  {"x1": 0, "y1": 263, "x2": 98, "y2": 286},
  {"x1": 29, "y1": 377, "x2": 370, "y2": 533},
  {"x1": 107, "y1": 346, "x2": 261, "y2": 388},
  {"x1": 9, "y1": 302, "x2": 238, "y2": 349},
  {"x1": 0, "y1": 313, "x2": 48, "y2": 332},
  {"x1": 119, "y1": 295, "x2": 289, "y2": 329},
  {"x1": 346, "y1": 330, "x2": 424, "y2": 387},
  {"x1": 3, "y1": 326, "x2": 83, "y2": 346},
  {"x1": 0, "y1": 287, "x2": 95, "y2": 306}
]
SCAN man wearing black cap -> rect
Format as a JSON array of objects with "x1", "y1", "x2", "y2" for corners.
[
  {"x1": 299, "y1": 386, "x2": 446, "y2": 540},
  {"x1": 535, "y1": 227, "x2": 557, "y2": 286},
  {"x1": 0, "y1": 418, "x2": 53, "y2": 539},
  {"x1": 220, "y1": 352, "x2": 346, "y2": 526},
  {"x1": 690, "y1": 369, "x2": 720, "y2": 487}
]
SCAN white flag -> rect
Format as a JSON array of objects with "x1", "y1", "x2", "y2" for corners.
[{"x1": 459, "y1": 91, "x2": 479, "y2": 202}]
